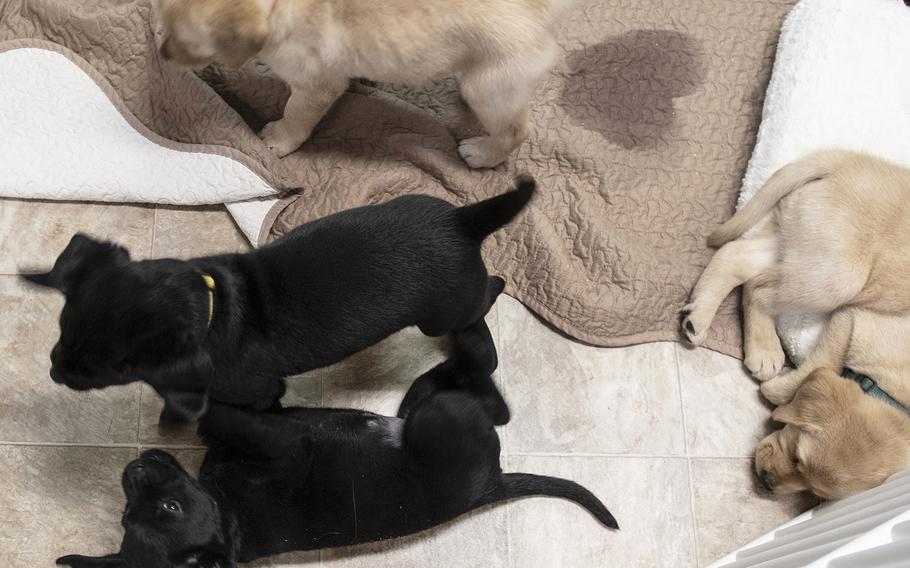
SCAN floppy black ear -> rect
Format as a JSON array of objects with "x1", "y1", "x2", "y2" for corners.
[
  {"x1": 20, "y1": 270, "x2": 56, "y2": 288},
  {"x1": 56, "y1": 553, "x2": 125, "y2": 567},
  {"x1": 20, "y1": 233, "x2": 130, "y2": 294}
]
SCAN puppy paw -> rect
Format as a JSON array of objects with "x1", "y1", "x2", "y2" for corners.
[
  {"x1": 680, "y1": 303, "x2": 709, "y2": 346},
  {"x1": 745, "y1": 343, "x2": 786, "y2": 382},
  {"x1": 760, "y1": 375, "x2": 798, "y2": 406},
  {"x1": 458, "y1": 136, "x2": 507, "y2": 169},
  {"x1": 260, "y1": 120, "x2": 309, "y2": 157}
]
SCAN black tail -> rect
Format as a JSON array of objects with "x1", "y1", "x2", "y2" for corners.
[
  {"x1": 478, "y1": 473, "x2": 619, "y2": 530},
  {"x1": 456, "y1": 175, "x2": 535, "y2": 240}
]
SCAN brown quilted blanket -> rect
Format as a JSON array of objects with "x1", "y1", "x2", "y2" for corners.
[{"x1": 0, "y1": 0, "x2": 799, "y2": 357}]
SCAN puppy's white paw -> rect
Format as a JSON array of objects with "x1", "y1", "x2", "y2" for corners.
[
  {"x1": 458, "y1": 136, "x2": 507, "y2": 169},
  {"x1": 260, "y1": 120, "x2": 309, "y2": 157},
  {"x1": 680, "y1": 303, "x2": 709, "y2": 346},
  {"x1": 760, "y1": 375, "x2": 798, "y2": 406},
  {"x1": 745, "y1": 343, "x2": 786, "y2": 382}
]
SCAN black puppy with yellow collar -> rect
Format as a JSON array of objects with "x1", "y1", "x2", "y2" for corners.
[
  {"x1": 22, "y1": 178, "x2": 534, "y2": 424},
  {"x1": 56, "y1": 321, "x2": 617, "y2": 567}
]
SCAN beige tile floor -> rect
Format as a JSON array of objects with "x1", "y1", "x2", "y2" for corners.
[{"x1": 0, "y1": 199, "x2": 817, "y2": 567}]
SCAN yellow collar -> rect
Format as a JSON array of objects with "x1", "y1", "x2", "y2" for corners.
[{"x1": 202, "y1": 274, "x2": 216, "y2": 327}]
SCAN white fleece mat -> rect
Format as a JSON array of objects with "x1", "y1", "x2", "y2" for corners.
[
  {"x1": 0, "y1": 48, "x2": 278, "y2": 225},
  {"x1": 736, "y1": 0, "x2": 910, "y2": 363}
]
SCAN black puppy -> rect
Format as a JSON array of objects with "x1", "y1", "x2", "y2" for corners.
[
  {"x1": 56, "y1": 322, "x2": 617, "y2": 568},
  {"x1": 22, "y1": 178, "x2": 534, "y2": 423}
]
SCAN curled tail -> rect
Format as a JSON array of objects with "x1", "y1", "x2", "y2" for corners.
[
  {"x1": 708, "y1": 154, "x2": 834, "y2": 247},
  {"x1": 456, "y1": 175, "x2": 535, "y2": 241},
  {"x1": 477, "y1": 473, "x2": 619, "y2": 530}
]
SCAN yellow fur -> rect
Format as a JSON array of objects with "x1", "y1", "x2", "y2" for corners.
[{"x1": 156, "y1": 0, "x2": 575, "y2": 167}]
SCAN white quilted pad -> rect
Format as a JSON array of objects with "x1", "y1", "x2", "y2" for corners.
[{"x1": 0, "y1": 48, "x2": 277, "y2": 208}]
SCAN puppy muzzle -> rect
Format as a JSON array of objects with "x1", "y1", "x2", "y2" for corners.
[
  {"x1": 49, "y1": 367, "x2": 115, "y2": 390},
  {"x1": 123, "y1": 452, "x2": 180, "y2": 496}
]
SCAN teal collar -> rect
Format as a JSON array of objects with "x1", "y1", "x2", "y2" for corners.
[{"x1": 843, "y1": 369, "x2": 910, "y2": 418}]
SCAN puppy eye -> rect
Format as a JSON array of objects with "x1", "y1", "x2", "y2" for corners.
[{"x1": 161, "y1": 500, "x2": 183, "y2": 513}]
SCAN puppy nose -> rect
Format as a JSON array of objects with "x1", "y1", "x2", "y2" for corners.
[
  {"x1": 759, "y1": 470, "x2": 774, "y2": 491},
  {"x1": 125, "y1": 461, "x2": 149, "y2": 487}
]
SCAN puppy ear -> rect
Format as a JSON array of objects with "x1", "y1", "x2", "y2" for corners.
[
  {"x1": 56, "y1": 553, "x2": 125, "y2": 566},
  {"x1": 772, "y1": 403, "x2": 819, "y2": 433},
  {"x1": 20, "y1": 270, "x2": 57, "y2": 288},
  {"x1": 211, "y1": 2, "x2": 268, "y2": 68},
  {"x1": 20, "y1": 233, "x2": 130, "y2": 294},
  {"x1": 771, "y1": 404, "x2": 800, "y2": 425},
  {"x1": 773, "y1": 369, "x2": 842, "y2": 431}
]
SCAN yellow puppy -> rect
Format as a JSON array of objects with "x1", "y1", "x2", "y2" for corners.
[
  {"x1": 682, "y1": 150, "x2": 910, "y2": 385},
  {"x1": 755, "y1": 368, "x2": 910, "y2": 499},
  {"x1": 156, "y1": 0, "x2": 576, "y2": 167},
  {"x1": 685, "y1": 150, "x2": 910, "y2": 498}
]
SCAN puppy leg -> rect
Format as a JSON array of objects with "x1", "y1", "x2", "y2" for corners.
[
  {"x1": 198, "y1": 403, "x2": 311, "y2": 460},
  {"x1": 743, "y1": 282, "x2": 787, "y2": 381},
  {"x1": 397, "y1": 358, "x2": 456, "y2": 420},
  {"x1": 454, "y1": 318, "x2": 508, "y2": 424},
  {"x1": 403, "y1": 391, "x2": 499, "y2": 467},
  {"x1": 458, "y1": 40, "x2": 556, "y2": 168},
  {"x1": 681, "y1": 237, "x2": 776, "y2": 345},
  {"x1": 399, "y1": 319, "x2": 509, "y2": 425},
  {"x1": 481, "y1": 276, "x2": 506, "y2": 318},
  {"x1": 761, "y1": 309, "x2": 855, "y2": 405},
  {"x1": 260, "y1": 74, "x2": 349, "y2": 157}
]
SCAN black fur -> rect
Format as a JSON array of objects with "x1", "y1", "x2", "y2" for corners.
[
  {"x1": 55, "y1": 322, "x2": 617, "y2": 568},
  {"x1": 21, "y1": 178, "x2": 534, "y2": 422}
]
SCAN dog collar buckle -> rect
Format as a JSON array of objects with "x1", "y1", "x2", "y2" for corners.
[
  {"x1": 202, "y1": 274, "x2": 216, "y2": 327},
  {"x1": 857, "y1": 376, "x2": 876, "y2": 393}
]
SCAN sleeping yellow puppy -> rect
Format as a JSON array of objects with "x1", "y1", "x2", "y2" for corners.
[
  {"x1": 681, "y1": 149, "x2": 910, "y2": 498},
  {"x1": 755, "y1": 367, "x2": 910, "y2": 499},
  {"x1": 156, "y1": 0, "x2": 575, "y2": 167}
]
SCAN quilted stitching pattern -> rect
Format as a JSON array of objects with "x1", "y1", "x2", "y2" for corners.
[
  {"x1": 258, "y1": 0, "x2": 798, "y2": 356},
  {"x1": 0, "y1": 0, "x2": 799, "y2": 355}
]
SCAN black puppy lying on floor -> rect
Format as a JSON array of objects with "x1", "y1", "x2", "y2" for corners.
[
  {"x1": 56, "y1": 322, "x2": 617, "y2": 568},
  {"x1": 22, "y1": 178, "x2": 534, "y2": 424}
]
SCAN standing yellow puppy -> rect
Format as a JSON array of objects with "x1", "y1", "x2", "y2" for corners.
[{"x1": 156, "y1": 0, "x2": 575, "y2": 167}]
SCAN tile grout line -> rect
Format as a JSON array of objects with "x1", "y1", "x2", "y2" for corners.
[
  {"x1": 136, "y1": 384, "x2": 144, "y2": 448},
  {"x1": 504, "y1": 453, "x2": 514, "y2": 568},
  {"x1": 0, "y1": 441, "x2": 755, "y2": 459},
  {"x1": 0, "y1": 441, "x2": 206, "y2": 450},
  {"x1": 149, "y1": 206, "x2": 158, "y2": 258},
  {"x1": 504, "y1": 451, "x2": 716, "y2": 459},
  {"x1": 496, "y1": 302, "x2": 514, "y2": 568},
  {"x1": 495, "y1": 301, "x2": 508, "y2": 455},
  {"x1": 674, "y1": 344, "x2": 702, "y2": 567},
  {"x1": 141, "y1": 208, "x2": 157, "y2": 455}
]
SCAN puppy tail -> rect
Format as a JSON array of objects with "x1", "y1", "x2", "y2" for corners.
[
  {"x1": 456, "y1": 175, "x2": 535, "y2": 241},
  {"x1": 479, "y1": 473, "x2": 619, "y2": 530},
  {"x1": 708, "y1": 154, "x2": 833, "y2": 248}
]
